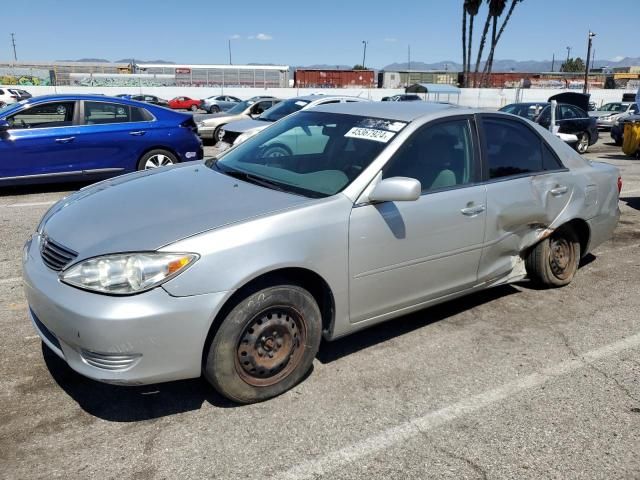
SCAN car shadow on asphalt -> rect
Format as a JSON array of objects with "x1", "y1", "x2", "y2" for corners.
[
  {"x1": 598, "y1": 153, "x2": 638, "y2": 161},
  {"x1": 42, "y1": 343, "x2": 239, "y2": 421},
  {"x1": 317, "y1": 284, "x2": 519, "y2": 364},
  {"x1": 620, "y1": 196, "x2": 640, "y2": 211},
  {"x1": 0, "y1": 181, "x2": 90, "y2": 197}
]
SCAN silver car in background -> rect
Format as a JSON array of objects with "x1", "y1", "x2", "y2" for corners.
[
  {"x1": 217, "y1": 94, "x2": 370, "y2": 150},
  {"x1": 24, "y1": 102, "x2": 620, "y2": 403},
  {"x1": 589, "y1": 102, "x2": 639, "y2": 130},
  {"x1": 201, "y1": 95, "x2": 242, "y2": 113}
]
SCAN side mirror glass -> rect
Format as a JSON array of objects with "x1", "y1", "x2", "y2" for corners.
[{"x1": 369, "y1": 177, "x2": 421, "y2": 203}]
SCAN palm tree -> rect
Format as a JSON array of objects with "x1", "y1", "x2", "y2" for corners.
[
  {"x1": 473, "y1": 1, "x2": 493, "y2": 86},
  {"x1": 464, "y1": 0, "x2": 482, "y2": 87},
  {"x1": 482, "y1": 0, "x2": 522, "y2": 86}
]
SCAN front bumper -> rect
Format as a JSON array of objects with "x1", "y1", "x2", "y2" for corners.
[
  {"x1": 596, "y1": 118, "x2": 615, "y2": 129},
  {"x1": 198, "y1": 126, "x2": 216, "y2": 139},
  {"x1": 23, "y1": 234, "x2": 229, "y2": 385}
]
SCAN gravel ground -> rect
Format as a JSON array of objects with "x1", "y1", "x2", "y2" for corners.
[{"x1": 0, "y1": 137, "x2": 638, "y2": 480}]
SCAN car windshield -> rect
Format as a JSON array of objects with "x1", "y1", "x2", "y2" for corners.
[
  {"x1": 208, "y1": 111, "x2": 407, "y2": 198},
  {"x1": 600, "y1": 103, "x2": 626, "y2": 112},
  {"x1": 227, "y1": 100, "x2": 254, "y2": 114},
  {"x1": 258, "y1": 98, "x2": 310, "y2": 122}
]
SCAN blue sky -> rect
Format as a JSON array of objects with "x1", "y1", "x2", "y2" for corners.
[{"x1": 4, "y1": 0, "x2": 637, "y2": 67}]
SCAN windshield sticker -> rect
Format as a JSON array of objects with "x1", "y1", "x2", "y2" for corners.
[
  {"x1": 345, "y1": 127, "x2": 395, "y2": 143},
  {"x1": 354, "y1": 118, "x2": 407, "y2": 132}
]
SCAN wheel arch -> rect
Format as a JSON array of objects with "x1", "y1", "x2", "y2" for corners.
[
  {"x1": 562, "y1": 217, "x2": 591, "y2": 257},
  {"x1": 201, "y1": 266, "x2": 336, "y2": 367}
]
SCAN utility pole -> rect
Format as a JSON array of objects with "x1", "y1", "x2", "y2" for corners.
[
  {"x1": 551, "y1": 53, "x2": 555, "y2": 72},
  {"x1": 228, "y1": 39, "x2": 232, "y2": 65},
  {"x1": 565, "y1": 46, "x2": 571, "y2": 72},
  {"x1": 10, "y1": 33, "x2": 17, "y2": 62},
  {"x1": 584, "y1": 31, "x2": 596, "y2": 94},
  {"x1": 361, "y1": 40, "x2": 368, "y2": 69},
  {"x1": 407, "y1": 44, "x2": 411, "y2": 87}
]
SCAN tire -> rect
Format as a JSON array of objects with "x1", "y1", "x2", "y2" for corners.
[
  {"x1": 190, "y1": 104, "x2": 198, "y2": 112},
  {"x1": 213, "y1": 125, "x2": 226, "y2": 144},
  {"x1": 574, "y1": 132, "x2": 590, "y2": 154},
  {"x1": 136, "y1": 149, "x2": 178, "y2": 171},
  {"x1": 260, "y1": 143, "x2": 293, "y2": 158},
  {"x1": 209, "y1": 105, "x2": 220, "y2": 113},
  {"x1": 525, "y1": 226, "x2": 581, "y2": 288},
  {"x1": 204, "y1": 285, "x2": 322, "y2": 404}
]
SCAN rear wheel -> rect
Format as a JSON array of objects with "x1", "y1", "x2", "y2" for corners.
[
  {"x1": 204, "y1": 285, "x2": 322, "y2": 403},
  {"x1": 525, "y1": 226, "x2": 581, "y2": 287},
  {"x1": 209, "y1": 105, "x2": 220, "y2": 113},
  {"x1": 575, "y1": 132, "x2": 590, "y2": 154},
  {"x1": 190, "y1": 104, "x2": 198, "y2": 112},
  {"x1": 137, "y1": 149, "x2": 178, "y2": 170}
]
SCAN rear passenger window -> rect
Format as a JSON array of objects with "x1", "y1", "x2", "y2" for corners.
[
  {"x1": 482, "y1": 118, "x2": 542, "y2": 179},
  {"x1": 131, "y1": 107, "x2": 153, "y2": 122},
  {"x1": 542, "y1": 142, "x2": 563, "y2": 170},
  {"x1": 84, "y1": 102, "x2": 130, "y2": 124}
]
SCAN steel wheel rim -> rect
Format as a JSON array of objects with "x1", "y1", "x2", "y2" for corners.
[
  {"x1": 216, "y1": 128, "x2": 225, "y2": 142},
  {"x1": 144, "y1": 154, "x2": 174, "y2": 169},
  {"x1": 549, "y1": 236, "x2": 573, "y2": 279},
  {"x1": 235, "y1": 306, "x2": 306, "y2": 387},
  {"x1": 577, "y1": 134, "x2": 588, "y2": 153}
]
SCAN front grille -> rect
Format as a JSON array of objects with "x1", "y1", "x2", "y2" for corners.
[
  {"x1": 31, "y1": 309, "x2": 62, "y2": 351},
  {"x1": 40, "y1": 236, "x2": 77, "y2": 271},
  {"x1": 80, "y1": 349, "x2": 141, "y2": 371}
]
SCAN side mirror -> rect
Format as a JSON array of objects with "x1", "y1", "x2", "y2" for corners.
[
  {"x1": 369, "y1": 177, "x2": 421, "y2": 203},
  {"x1": 0, "y1": 120, "x2": 10, "y2": 132}
]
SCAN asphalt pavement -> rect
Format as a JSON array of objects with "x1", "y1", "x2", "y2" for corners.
[{"x1": 0, "y1": 137, "x2": 639, "y2": 479}]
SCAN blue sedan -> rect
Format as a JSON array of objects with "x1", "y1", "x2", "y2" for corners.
[{"x1": 0, "y1": 94, "x2": 203, "y2": 185}]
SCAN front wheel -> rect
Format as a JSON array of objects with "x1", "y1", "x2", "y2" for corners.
[
  {"x1": 525, "y1": 226, "x2": 581, "y2": 287},
  {"x1": 137, "y1": 149, "x2": 178, "y2": 170},
  {"x1": 204, "y1": 285, "x2": 322, "y2": 403},
  {"x1": 209, "y1": 105, "x2": 220, "y2": 113},
  {"x1": 575, "y1": 132, "x2": 590, "y2": 154}
]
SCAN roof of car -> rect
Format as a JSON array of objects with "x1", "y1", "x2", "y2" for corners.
[
  {"x1": 21, "y1": 94, "x2": 141, "y2": 104},
  {"x1": 311, "y1": 100, "x2": 462, "y2": 121}
]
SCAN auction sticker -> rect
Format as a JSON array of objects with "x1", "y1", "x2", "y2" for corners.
[{"x1": 345, "y1": 127, "x2": 395, "y2": 143}]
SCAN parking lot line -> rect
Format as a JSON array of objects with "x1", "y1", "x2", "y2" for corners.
[
  {"x1": 279, "y1": 332, "x2": 640, "y2": 480},
  {"x1": 0, "y1": 277, "x2": 22, "y2": 285},
  {"x1": 0, "y1": 200, "x2": 56, "y2": 208}
]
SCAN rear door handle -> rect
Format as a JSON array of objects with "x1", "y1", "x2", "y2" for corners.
[
  {"x1": 550, "y1": 185, "x2": 568, "y2": 196},
  {"x1": 129, "y1": 130, "x2": 146, "y2": 136},
  {"x1": 54, "y1": 137, "x2": 75, "y2": 144},
  {"x1": 460, "y1": 204, "x2": 486, "y2": 216}
]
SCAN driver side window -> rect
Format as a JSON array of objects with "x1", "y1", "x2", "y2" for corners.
[{"x1": 8, "y1": 102, "x2": 75, "y2": 129}]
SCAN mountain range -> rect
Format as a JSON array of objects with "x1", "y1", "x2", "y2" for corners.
[{"x1": 56, "y1": 57, "x2": 640, "y2": 72}]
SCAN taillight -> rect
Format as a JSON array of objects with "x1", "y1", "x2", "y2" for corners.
[{"x1": 617, "y1": 176, "x2": 622, "y2": 195}]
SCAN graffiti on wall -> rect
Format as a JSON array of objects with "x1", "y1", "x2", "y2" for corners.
[
  {"x1": 69, "y1": 73, "x2": 175, "y2": 87},
  {"x1": 0, "y1": 68, "x2": 52, "y2": 86}
]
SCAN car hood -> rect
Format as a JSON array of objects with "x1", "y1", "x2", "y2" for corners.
[
  {"x1": 589, "y1": 111, "x2": 618, "y2": 118},
  {"x1": 41, "y1": 162, "x2": 313, "y2": 259},
  {"x1": 224, "y1": 118, "x2": 271, "y2": 134}
]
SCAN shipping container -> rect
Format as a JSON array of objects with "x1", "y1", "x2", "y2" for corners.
[
  {"x1": 378, "y1": 70, "x2": 458, "y2": 89},
  {"x1": 294, "y1": 69, "x2": 375, "y2": 88}
]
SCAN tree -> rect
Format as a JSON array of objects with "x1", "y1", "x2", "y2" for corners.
[
  {"x1": 481, "y1": 0, "x2": 522, "y2": 87},
  {"x1": 561, "y1": 57, "x2": 585, "y2": 72},
  {"x1": 353, "y1": 64, "x2": 365, "y2": 70},
  {"x1": 462, "y1": 0, "x2": 482, "y2": 87},
  {"x1": 473, "y1": 3, "x2": 493, "y2": 86}
]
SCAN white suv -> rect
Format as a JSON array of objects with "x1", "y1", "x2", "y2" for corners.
[{"x1": 0, "y1": 88, "x2": 18, "y2": 107}]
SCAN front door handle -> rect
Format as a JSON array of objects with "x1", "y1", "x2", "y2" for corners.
[
  {"x1": 54, "y1": 137, "x2": 75, "y2": 144},
  {"x1": 129, "y1": 130, "x2": 146, "y2": 136},
  {"x1": 460, "y1": 204, "x2": 486, "y2": 216},
  {"x1": 550, "y1": 185, "x2": 568, "y2": 196}
]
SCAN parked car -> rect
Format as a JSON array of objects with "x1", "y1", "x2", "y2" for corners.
[
  {"x1": 8, "y1": 88, "x2": 32, "y2": 101},
  {"x1": 499, "y1": 102, "x2": 547, "y2": 121},
  {"x1": 0, "y1": 94, "x2": 203, "y2": 185},
  {"x1": 0, "y1": 87, "x2": 19, "y2": 107},
  {"x1": 127, "y1": 94, "x2": 170, "y2": 108},
  {"x1": 201, "y1": 95, "x2": 242, "y2": 113},
  {"x1": 535, "y1": 93, "x2": 599, "y2": 153},
  {"x1": 382, "y1": 94, "x2": 421, "y2": 102},
  {"x1": 218, "y1": 95, "x2": 369, "y2": 149},
  {"x1": 589, "y1": 102, "x2": 639, "y2": 130},
  {"x1": 24, "y1": 102, "x2": 620, "y2": 403},
  {"x1": 197, "y1": 96, "x2": 280, "y2": 144},
  {"x1": 168, "y1": 96, "x2": 202, "y2": 111},
  {"x1": 611, "y1": 112, "x2": 640, "y2": 146}
]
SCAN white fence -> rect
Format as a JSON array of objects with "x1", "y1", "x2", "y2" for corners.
[{"x1": 2, "y1": 85, "x2": 635, "y2": 110}]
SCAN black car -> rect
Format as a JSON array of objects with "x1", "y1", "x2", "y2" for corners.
[
  {"x1": 534, "y1": 93, "x2": 599, "y2": 154},
  {"x1": 381, "y1": 94, "x2": 422, "y2": 102},
  {"x1": 499, "y1": 102, "x2": 547, "y2": 121},
  {"x1": 128, "y1": 94, "x2": 170, "y2": 108},
  {"x1": 8, "y1": 88, "x2": 32, "y2": 101}
]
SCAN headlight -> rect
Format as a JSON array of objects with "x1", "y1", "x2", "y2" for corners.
[
  {"x1": 61, "y1": 252, "x2": 198, "y2": 295},
  {"x1": 234, "y1": 129, "x2": 259, "y2": 145}
]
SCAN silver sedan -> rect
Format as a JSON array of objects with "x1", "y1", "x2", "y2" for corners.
[{"x1": 23, "y1": 102, "x2": 620, "y2": 403}]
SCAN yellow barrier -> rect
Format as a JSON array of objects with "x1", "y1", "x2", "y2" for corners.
[{"x1": 622, "y1": 122, "x2": 640, "y2": 157}]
